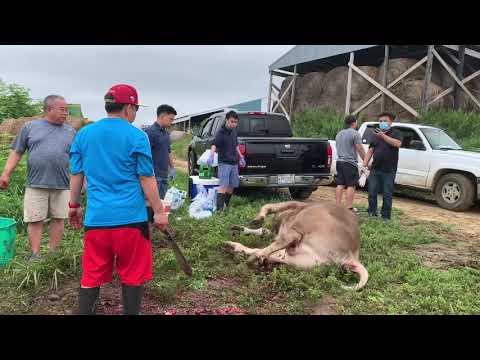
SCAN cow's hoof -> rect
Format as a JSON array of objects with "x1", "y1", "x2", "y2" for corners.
[
  {"x1": 224, "y1": 241, "x2": 240, "y2": 254},
  {"x1": 247, "y1": 253, "x2": 266, "y2": 269},
  {"x1": 248, "y1": 218, "x2": 265, "y2": 229},
  {"x1": 229, "y1": 225, "x2": 243, "y2": 237}
]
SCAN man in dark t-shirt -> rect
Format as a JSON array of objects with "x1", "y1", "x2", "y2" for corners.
[
  {"x1": 363, "y1": 112, "x2": 402, "y2": 221},
  {"x1": 145, "y1": 104, "x2": 177, "y2": 200}
]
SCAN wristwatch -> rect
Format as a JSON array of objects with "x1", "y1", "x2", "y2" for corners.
[{"x1": 68, "y1": 201, "x2": 81, "y2": 209}]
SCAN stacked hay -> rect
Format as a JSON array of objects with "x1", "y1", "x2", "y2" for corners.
[{"x1": 279, "y1": 57, "x2": 480, "y2": 120}]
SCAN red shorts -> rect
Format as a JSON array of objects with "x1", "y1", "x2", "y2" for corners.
[{"x1": 81, "y1": 227, "x2": 153, "y2": 288}]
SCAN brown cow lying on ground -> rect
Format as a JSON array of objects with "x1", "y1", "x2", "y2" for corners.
[{"x1": 225, "y1": 201, "x2": 368, "y2": 290}]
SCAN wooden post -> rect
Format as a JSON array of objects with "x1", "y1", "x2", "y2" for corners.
[
  {"x1": 353, "y1": 56, "x2": 427, "y2": 115},
  {"x1": 350, "y1": 63, "x2": 419, "y2": 117},
  {"x1": 421, "y1": 45, "x2": 434, "y2": 112},
  {"x1": 381, "y1": 45, "x2": 389, "y2": 111},
  {"x1": 428, "y1": 69, "x2": 480, "y2": 106},
  {"x1": 289, "y1": 65, "x2": 297, "y2": 119},
  {"x1": 432, "y1": 48, "x2": 480, "y2": 110},
  {"x1": 345, "y1": 52, "x2": 354, "y2": 115},
  {"x1": 454, "y1": 45, "x2": 466, "y2": 109},
  {"x1": 267, "y1": 71, "x2": 273, "y2": 112}
]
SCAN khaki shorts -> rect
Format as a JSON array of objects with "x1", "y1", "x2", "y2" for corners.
[{"x1": 24, "y1": 187, "x2": 70, "y2": 223}]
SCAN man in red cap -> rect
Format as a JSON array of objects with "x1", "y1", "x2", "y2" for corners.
[{"x1": 68, "y1": 84, "x2": 169, "y2": 315}]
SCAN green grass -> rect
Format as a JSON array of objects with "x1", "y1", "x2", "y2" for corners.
[
  {"x1": 171, "y1": 133, "x2": 192, "y2": 161},
  {"x1": 1, "y1": 147, "x2": 480, "y2": 314},
  {"x1": 292, "y1": 109, "x2": 344, "y2": 139},
  {"x1": 148, "y1": 171, "x2": 480, "y2": 314}
]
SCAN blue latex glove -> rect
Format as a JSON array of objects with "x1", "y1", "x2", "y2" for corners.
[
  {"x1": 168, "y1": 167, "x2": 176, "y2": 181},
  {"x1": 239, "y1": 155, "x2": 246, "y2": 168}
]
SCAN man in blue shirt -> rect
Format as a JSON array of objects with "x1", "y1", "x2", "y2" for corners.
[
  {"x1": 144, "y1": 104, "x2": 177, "y2": 200},
  {"x1": 68, "y1": 84, "x2": 169, "y2": 315}
]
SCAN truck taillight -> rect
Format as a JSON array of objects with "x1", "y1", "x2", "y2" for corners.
[
  {"x1": 248, "y1": 112, "x2": 266, "y2": 116},
  {"x1": 327, "y1": 143, "x2": 332, "y2": 169},
  {"x1": 239, "y1": 144, "x2": 246, "y2": 156}
]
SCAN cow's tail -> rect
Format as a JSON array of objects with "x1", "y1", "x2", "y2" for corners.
[{"x1": 341, "y1": 260, "x2": 369, "y2": 291}]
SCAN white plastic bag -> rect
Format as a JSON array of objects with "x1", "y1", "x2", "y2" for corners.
[
  {"x1": 358, "y1": 167, "x2": 370, "y2": 188},
  {"x1": 164, "y1": 187, "x2": 187, "y2": 210},
  {"x1": 188, "y1": 185, "x2": 218, "y2": 219},
  {"x1": 197, "y1": 150, "x2": 218, "y2": 167}
]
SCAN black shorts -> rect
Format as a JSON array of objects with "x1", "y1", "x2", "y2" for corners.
[{"x1": 336, "y1": 162, "x2": 359, "y2": 187}]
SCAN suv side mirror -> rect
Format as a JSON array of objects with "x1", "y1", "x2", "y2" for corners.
[{"x1": 410, "y1": 140, "x2": 426, "y2": 151}]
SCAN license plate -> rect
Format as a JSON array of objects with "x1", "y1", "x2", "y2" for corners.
[{"x1": 278, "y1": 175, "x2": 295, "y2": 184}]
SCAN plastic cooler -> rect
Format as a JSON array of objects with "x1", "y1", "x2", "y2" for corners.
[
  {"x1": 189, "y1": 176, "x2": 220, "y2": 200},
  {"x1": 0, "y1": 217, "x2": 16, "y2": 266}
]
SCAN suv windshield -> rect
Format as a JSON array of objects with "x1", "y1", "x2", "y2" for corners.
[{"x1": 420, "y1": 128, "x2": 462, "y2": 150}]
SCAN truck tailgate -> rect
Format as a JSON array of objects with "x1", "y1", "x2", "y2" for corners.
[{"x1": 241, "y1": 138, "x2": 330, "y2": 175}]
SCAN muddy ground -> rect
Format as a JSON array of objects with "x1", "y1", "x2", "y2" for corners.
[{"x1": 33, "y1": 275, "x2": 247, "y2": 315}]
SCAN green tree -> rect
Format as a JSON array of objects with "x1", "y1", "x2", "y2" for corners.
[{"x1": 0, "y1": 79, "x2": 43, "y2": 124}]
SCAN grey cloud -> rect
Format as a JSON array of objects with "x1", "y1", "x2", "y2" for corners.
[{"x1": 0, "y1": 45, "x2": 292, "y2": 126}]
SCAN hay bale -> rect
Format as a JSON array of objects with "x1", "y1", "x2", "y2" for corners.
[
  {"x1": 0, "y1": 115, "x2": 89, "y2": 136},
  {"x1": 279, "y1": 56, "x2": 480, "y2": 119}
]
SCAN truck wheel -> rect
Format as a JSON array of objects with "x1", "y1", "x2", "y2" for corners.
[
  {"x1": 289, "y1": 187, "x2": 316, "y2": 200},
  {"x1": 188, "y1": 151, "x2": 198, "y2": 176},
  {"x1": 434, "y1": 173, "x2": 475, "y2": 212}
]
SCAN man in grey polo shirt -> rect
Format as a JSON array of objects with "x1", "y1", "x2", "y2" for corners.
[
  {"x1": 334, "y1": 115, "x2": 366, "y2": 213},
  {"x1": 0, "y1": 95, "x2": 75, "y2": 261}
]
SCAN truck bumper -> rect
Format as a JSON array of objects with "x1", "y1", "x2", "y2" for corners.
[{"x1": 239, "y1": 174, "x2": 333, "y2": 188}]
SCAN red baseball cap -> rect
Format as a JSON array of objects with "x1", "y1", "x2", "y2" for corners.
[{"x1": 104, "y1": 84, "x2": 146, "y2": 107}]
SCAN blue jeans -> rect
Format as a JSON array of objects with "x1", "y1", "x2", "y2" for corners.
[
  {"x1": 368, "y1": 170, "x2": 396, "y2": 220},
  {"x1": 156, "y1": 177, "x2": 168, "y2": 200}
]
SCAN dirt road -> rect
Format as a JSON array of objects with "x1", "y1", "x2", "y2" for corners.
[
  {"x1": 174, "y1": 159, "x2": 480, "y2": 237},
  {"x1": 311, "y1": 187, "x2": 480, "y2": 237}
]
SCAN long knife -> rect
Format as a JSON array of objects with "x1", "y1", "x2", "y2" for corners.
[{"x1": 162, "y1": 226, "x2": 193, "y2": 277}]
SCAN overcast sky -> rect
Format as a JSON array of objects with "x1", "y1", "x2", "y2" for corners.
[{"x1": 0, "y1": 45, "x2": 293, "y2": 127}]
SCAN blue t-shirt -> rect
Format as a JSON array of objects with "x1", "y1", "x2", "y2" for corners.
[{"x1": 70, "y1": 117, "x2": 154, "y2": 227}]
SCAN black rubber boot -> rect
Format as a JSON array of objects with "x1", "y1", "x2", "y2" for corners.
[
  {"x1": 121, "y1": 284, "x2": 144, "y2": 315},
  {"x1": 224, "y1": 193, "x2": 233, "y2": 208},
  {"x1": 78, "y1": 287, "x2": 100, "y2": 315},
  {"x1": 216, "y1": 193, "x2": 226, "y2": 212}
]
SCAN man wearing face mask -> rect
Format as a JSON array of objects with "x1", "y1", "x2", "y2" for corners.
[{"x1": 363, "y1": 112, "x2": 402, "y2": 221}]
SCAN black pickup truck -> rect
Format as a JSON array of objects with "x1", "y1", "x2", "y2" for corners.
[{"x1": 188, "y1": 110, "x2": 333, "y2": 200}]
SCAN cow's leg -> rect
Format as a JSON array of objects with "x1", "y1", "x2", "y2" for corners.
[
  {"x1": 247, "y1": 227, "x2": 303, "y2": 264},
  {"x1": 249, "y1": 201, "x2": 306, "y2": 228},
  {"x1": 224, "y1": 241, "x2": 261, "y2": 256},
  {"x1": 230, "y1": 225, "x2": 271, "y2": 237}
]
